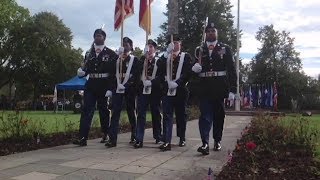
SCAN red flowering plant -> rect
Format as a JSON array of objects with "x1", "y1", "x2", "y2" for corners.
[
  {"x1": 245, "y1": 141, "x2": 258, "y2": 174},
  {"x1": 246, "y1": 141, "x2": 257, "y2": 151}
]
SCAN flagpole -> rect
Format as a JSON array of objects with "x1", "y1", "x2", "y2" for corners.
[
  {"x1": 145, "y1": 0, "x2": 149, "y2": 44},
  {"x1": 121, "y1": 0, "x2": 125, "y2": 46},
  {"x1": 235, "y1": 0, "x2": 241, "y2": 111},
  {"x1": 119, "y1": 0, "x2": 125, "y2": 80}
]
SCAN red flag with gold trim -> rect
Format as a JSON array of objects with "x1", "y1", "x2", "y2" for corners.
[
  {"x1": 139, "y1": 0, "x2": 153, "y2": 35},
  {"x1": 114, "y1": 0, "x2": 134, "y2": 31}
]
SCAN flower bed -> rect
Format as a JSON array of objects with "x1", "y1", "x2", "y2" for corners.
[{"x1": 217, "y1": 115, "x2": 320, "y2": 179}]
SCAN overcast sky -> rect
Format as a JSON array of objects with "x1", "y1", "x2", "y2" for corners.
[{"x1": 16, "y1": 0, "x2": 320, "y2": 78}]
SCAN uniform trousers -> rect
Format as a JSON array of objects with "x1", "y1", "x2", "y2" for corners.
[
  {"x1": 198, "y1": 98, "x2": 225, "y2": 145},
  {"x1": 109, "y1": 91, "x2": 137, "y2": 142},
  {"x1": 162, "y1": 94, "x2": 188, "y2": 144},
  {"x1": 136, "y1": 93, "x2": 162, "y2": 142},
  {"x1": 79, "y1": 90, "x2": 110, "y2": 139}
]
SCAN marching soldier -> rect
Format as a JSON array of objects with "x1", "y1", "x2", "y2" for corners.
[
  {"x1": 157, "y1": 36, "x2": 192, "y2": 151},
  {"x1": 105, "y1": 37, "x2": 140, "y2": 148},
  {"x1": 73, "y1": 28, "x2": 118, "y2": 146},
  {"x1": 134, "y1": 40, "x2": 164, "y2": 148},
  {"x1": 192, "y1": 22, "x2": 236, "y2": 155}
]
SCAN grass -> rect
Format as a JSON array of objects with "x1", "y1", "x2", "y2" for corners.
[
  {"x1": 280, "y1": 113, "x2": 320, "y2": 160},
  {"x1": 0, "y1": 110, "x2": 152, "y2": 136}
]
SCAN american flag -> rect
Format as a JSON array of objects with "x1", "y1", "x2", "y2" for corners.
[{"x1": 114, "y1": 0, "x2": 134, "y2": 31}]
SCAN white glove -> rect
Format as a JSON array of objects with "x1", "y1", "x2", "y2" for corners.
[
  {"x1": 143, "y1": 80, "x2": 152, "y2": 87},
  {"x1": 143, "y1": 45, "x2": 149, "y2": 55},
  {"x1": 168, "y1": 81, "x2": 178, "y2": 89},
  {"x1": 192, "y1": 63, "x2": 202, "y2": 73},
  {"x1": 117, "y1": 84, "x2": 125, "y2": 90},
  {"x1": 166, "y1": 42, "x2": 174, "y2": 54},
  {"x1": 116, "y1": 47, "x2": 124, "y2": 55},
  {"x1": 77, "y1": 67, "x2": 86, "y2": 77},
  {"x1": 105, "y1": 90, "x2": 112, "y2": 97},
  {"x1": 228, "y1": 92, "x2": 235, "y2": 101}
]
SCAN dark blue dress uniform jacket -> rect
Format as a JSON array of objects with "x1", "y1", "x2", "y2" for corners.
[{"x1": 193, "y1": 42, "x2": 237, "y2": 99}]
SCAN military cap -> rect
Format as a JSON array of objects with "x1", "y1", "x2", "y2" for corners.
[
  {"x1": 93, "y1": 29, "x2": 106, "y2": 38},
  {"x1": 147, "y1": 39, "x2": 157, "y2": 48},
  {"x1": 166, "y1": 34, "x2": 181, "y2": 45},
  {"x1": 123, "y1": 37, "x2": 133, "y2": 51},
  {"x1": 123, "y1": 37, "x2": 133, "y2": 47},
  {"x1": 205, "y1": 22, "x2": 217, "y2": 32}
]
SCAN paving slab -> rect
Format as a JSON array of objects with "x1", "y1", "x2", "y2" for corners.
[
  {"x1": 54, "y1": 169, "x2": 139, "y2": 180},
  {"x1": 11, "y1": 172, "x2": 59, "y2": 180},
  {"x1": 0, "y1": 115, "x2": 251, "y2": 179}
]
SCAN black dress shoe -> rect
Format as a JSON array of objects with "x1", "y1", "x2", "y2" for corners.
[
  {"x1": 160, "y1": 143, "x2": 171, "y2": 151},
  {"x1": 99, "y1": 135, "x2": 108, "y2": 143},
  {"x1": 134, "y1": 141, "x2": 143, "y2": 149},
  {"x1": 197, "y1": 144, "x2": 209, "y2": 155},
  {"x1": 73, "y1": 137, "x2": 87, "y2": 146},
  {"x1": 213, "y1": 141, "x2": 221, "y2": 151},
  {"x1": 179, "y1": 139, "x2": 186, "y2": 147},
  {"x1": 129, "y1": 138, "x2": 136, "y2": 144},
  {"x1": 105, "y1": 140, "x2": 117, "y2": 148},
  {"x1": 155, "y1": 139, "x2": 161, "y2": 144},
  {"x1": 159, "y1": 143, "x2": 165, "y2": 150}
]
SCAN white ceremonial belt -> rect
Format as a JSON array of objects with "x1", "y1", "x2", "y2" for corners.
[
  {"x1": 119, "y1": 73, "x2": 132, "y2": 77},
  {"x1": 199, "y1": 71, "x2": 227, "y2": 77},
  {"x1": 89, "y1": 73, "x2": 109, "y2": 78},
  {"x1": 146, "y1": 75, "x2": 154, "y2": 79}
]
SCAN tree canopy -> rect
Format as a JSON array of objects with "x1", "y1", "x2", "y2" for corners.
[
  {"x1": 0, "y1": 2, "x2": 83, "y2": 104},
  {"x1": 248, "y1": 25, "x2": 319, "y2": 109},
  {"x1": 157, "y1": 0, "x2": 238, "y2": 55}
]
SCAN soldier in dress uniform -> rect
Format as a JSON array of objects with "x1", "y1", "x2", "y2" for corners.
[
  {"x1": 192, "y1": 22, "x2": 236, "y2": 155},
  {"x1": 105, "y1": 37, "x2": 140, "y2": 148},
  {"x1": 73, "y1": 28, "x2": 118, "y2": 146},
  {"x1": 134, "y1": 40, "x2": 164, "y2": 148},
  {"x1": 156, "y1": 36, "x2": 192, "y2": 151}
]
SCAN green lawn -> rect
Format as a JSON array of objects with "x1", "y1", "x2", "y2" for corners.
[
  {"x1": 284, "y1": 114, "x2": 320, "y2": 129},
  {"x1": 281, "y1": 114, "x2": 320, "y2": 159},
  {"x1": 0, "y1": 111, "x2": 152, "y2": 136}
]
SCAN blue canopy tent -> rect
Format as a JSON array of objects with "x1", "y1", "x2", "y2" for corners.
[
  {"x1": 54, "y1": 76, "x2": 87, "y2": 112},
  {"x1": 56, "y1": 76, "x2": 87, "y2": 90}
]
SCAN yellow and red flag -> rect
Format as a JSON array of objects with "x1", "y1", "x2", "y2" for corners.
[
  {"x1": 139, "y1": 0, "x2": 153, "y2": 35},
  {"x1": 114, "y1": 0, "x2": 134, "y2": 31}
]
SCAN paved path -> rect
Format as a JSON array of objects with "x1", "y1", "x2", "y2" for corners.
[{"x1": 0, "y1": 116, "x2": 251, "y2": 180}]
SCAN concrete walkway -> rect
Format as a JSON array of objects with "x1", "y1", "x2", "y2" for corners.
[{"x1": 0, "y1": 116, "x2": 251, "y2": 180}]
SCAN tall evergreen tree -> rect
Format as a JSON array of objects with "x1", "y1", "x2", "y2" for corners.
[{"x1": 157, "y1": 0, "x2": 238, "y2": 56}]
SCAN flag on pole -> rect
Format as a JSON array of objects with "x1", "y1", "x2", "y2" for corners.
[
  {"x1": 273, "y1": 82, "x2": 278, "y2": 111},
  {"x1": 270, "y1": 85, "x2": 273, "y2": 107},
  {"x1": 139, "y1": 0, "x2": 153, "y2": 34},
  {"x1": 114, "y1": 0, "x2": 134, "y2": 31},
  {"x1": 258, "y1": 86, "x2": 262, "y2": 107},
  {"x1": 53, "y1": 86, "x2": 57, "y2": 103},
  {"x1": 264, "y1": 87, "x2": 269, "y2": 107},
  {"x1": 249, "y1": 85, "x2": 253, "y2": 108}
]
